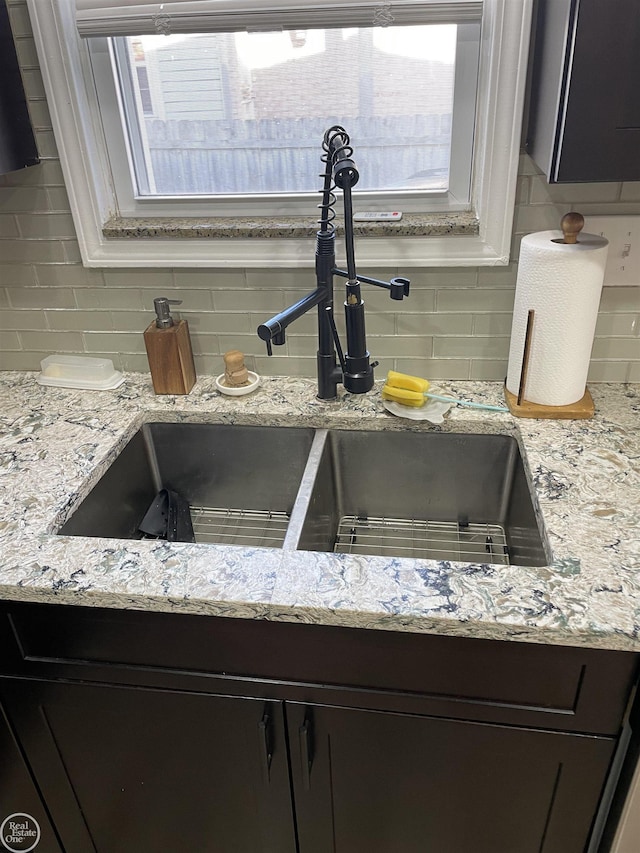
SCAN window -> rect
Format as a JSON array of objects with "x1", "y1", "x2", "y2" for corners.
[{"x1": 26, "y1": 1, "x2": 534, "y2": 267}]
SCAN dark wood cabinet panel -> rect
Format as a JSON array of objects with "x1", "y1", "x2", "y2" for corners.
[
  {"x1": 0, "y1": 681, "x2": 296, "y2": 853},
  {"x1": 287, "y1": 702, "x2": 616, "y2": 853},
  {"x1": 3, "y1": 602, "x2": 637, "y2": 735},
  {"x1": 0, "y1": 699, "x2": 64, "y2": 852},
  {"x1": 0, "y1": 600, "x2": 636, "y2": 853},
  {"x1": 527, "y1": 0, "x2": 640, "y2": 182}
]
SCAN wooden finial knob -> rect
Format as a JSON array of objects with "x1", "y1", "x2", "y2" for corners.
[{"x1": 561, "y1": 211, "x2": 584, "y2": 244}]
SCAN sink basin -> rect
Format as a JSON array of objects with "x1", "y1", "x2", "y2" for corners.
[
  {"x1": 59, "y1": 422, "x2": 315, "y2": 547},
  {"x1": 59, "y1": 422, "x2": 547, "y2": 567},
  {"x1": 292, "y1": 429, "x2": 547, "y2": 567}
]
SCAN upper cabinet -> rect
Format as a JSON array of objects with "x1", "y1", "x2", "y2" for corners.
[
  {"x1": 0, "y1": 0, "x2": 38, "y2": 175},
  {"x1": 526, "y1": 0, "x2": 640, "y2": 183}
]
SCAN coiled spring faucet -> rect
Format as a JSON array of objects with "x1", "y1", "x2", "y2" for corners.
[{"x1": 257, "y1": 126, "x2": 410, "y2": 400}]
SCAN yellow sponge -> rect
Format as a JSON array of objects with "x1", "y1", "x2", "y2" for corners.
[
  {"x1": 386, "y1": 370, "x2": 430, "y2": 394},
  {"x1": 381, "y1": 384, "x2": 426, "y2": 408}
]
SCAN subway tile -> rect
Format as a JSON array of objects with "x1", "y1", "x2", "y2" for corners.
[
  {"x1": 16, "y1": 213, "x2": 76, "y2": 238},
  {"x1": 433, "y1": 336, "x2": 510, "y2": 359},
  {"x1": 472, "y1": 314, "x2": 513, "y2": 336},
  {"x1": 599, "y1": 287, "x2": 640, "y2": 313},
  {"x1": 0, "y1": 289, "x2": 8, "y2": 308},
  {"x1": 246, "y1": 269, "x2": 313, "y2": 290},
  {"x1": 19, "y1": 330, "x2": 84, "y2": 351},
  {"x1": 26, "y1": 100, "x2": 53, "y2": 131},
  {"x1": 20, "y1": 69, "x2": 46, "y2": 100},
  {"x1": 0, "y1": 351, "x2": 43, "y2": 370},
  {"x1": 513, "y1": 203, "x2": 564, "y2": 235},
  {"x1": 104, "y1": 269, "x2": 174, "y2": 289},
  {"x1": 0, "y1": 186, "x2": 49, "y2": 212},
  {"x1": 0, "y1": 215, "x2": 19, "y2": 237},
  {"x1": 0, "y1": 310, "x2": 47, "y2": 331},
  {"x1": 254, "y1": 354, "x2": 316, "y2": 378},
  {"x1": 595, "y1": 314, "x2": 639, "y2": 337},
  {"x1": 436, "y1": 289, "x2": 514, "y2": 312},
  {"x1": 0, "y1": 331, "x2": 21, "y2": 350},
  {"x1": 7, "y1": 3, "x2": 33, "y2": 38},
  {"x1": 110, "y1": 311, "x2": 157, "y2": 333},
  {"x1": 590, "y1": 338, "x2": 640, "y2": 360},
  {"x1": 0, "y1": 264, "x2": 36, "y2": 286},
  {"x1": 0, "y1": 160, "x2": 63, "y2": 187},
  {"x1": 286, "y1": 336, "x2": 317, "y2": 358},
  {"x1": 33, "y1": 130, "x2": 58, "y2": 159},
  {"x1": 477, "y1": 263, "x2": 518, "y2": 288},
  {"x1": 0, "y1": 239, "x2": 67, "y2": 263},
  {"x1": 7, "y1": 287, "x2": 76, "y2": 309},
  {"x1": 174, "y1": 269, "x2": 246, "y2": 289},
  {"x1": 384, "y1": 289, "x2": 434, "y2": 312},
  {"x1": 74, "y1": 288, "x2": 145, "y2": 310},
  {"x1": 214, "y1": 288, "x2": 284, "y2": 312},
  {"x1": 119, "y1": 353, "x2": 149, "y2": 373},
  {"x1": 46, "y1": 310, "x2": 113, "y2": 332},
  {"x1": 140, "y1": 288, "x2": 213, "y2": 312},
  {"x1": 363, "y1": 312, "x2": 396, "y2": 335},
  {"x1": 45, "y1": 187, "x2": 71, "y2": 211},
  {"x1": 62, "y1": 241, "x2": 82, "y2": 264},
  {"x1": 627, "y1": 362, "x2": 640, "y2": 381},
  {"x1": 395, "y1": 358, "x2": 470, "y2": 380},
  {"x1": 368, "y1": 335, "x2": 432, "y2": 358},
  {"x1": 470, "y1": 360, "x2": 509, "y2": 380},
  {"x1": 620, "y1": 183, "x2": 640, "y2": 202},
  {"x1": 179, "y1": 312, "x2": 252, "y2": 335},
  {"x1": 14, "y1": 37, "x2": 39, "y2": 68},
  {"x1": 529, "y1": 176, "x2": 620, "y2": 205},
  {"x1": 398, "y1": 312, "x2": 471, "y2": 336},
  {"x1": 36, "y1": 264, "x2": 104, "y2": 287},
  {"x1": 404, "y1": 268, "x2": 477, "y2": 289},
  {"x1": 588, "y1": 361, "x2": 636, "y2": 382},
  {"x1": 84, "y1": 332, "x2": 146, "y2": 354},
  {"x1": 189, "y1": 333, "x2": 221, "y2": 356}
]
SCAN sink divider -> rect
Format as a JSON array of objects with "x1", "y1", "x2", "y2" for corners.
[{"x1": 282, "y1": 429, "x2": 330, "y2": 551}]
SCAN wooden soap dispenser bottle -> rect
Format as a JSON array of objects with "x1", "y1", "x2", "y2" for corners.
[{"x1": 144, "y1": 297, "x2": 196, "y2": 395}]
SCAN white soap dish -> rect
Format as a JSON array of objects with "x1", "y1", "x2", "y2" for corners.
[
  {"x1": 37, "y1": 355, "x2": 125, "y2": 390},
  {"x1": 215, "y1": 371, "x2": 260, "y2": 396}
]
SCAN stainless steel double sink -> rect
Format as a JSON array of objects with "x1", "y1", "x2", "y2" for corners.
[{"x1": 58, "y1": 422, "x2": 548, "y2": 567}]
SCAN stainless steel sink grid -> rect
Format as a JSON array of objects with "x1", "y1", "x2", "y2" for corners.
[
  {"x1": 59, "y1": 422, "x2": 548, "y2": 567},
  {"x1": 334, "y1": 517, "x2": 510, "y2": 564},
  {"x1": 190, "y1": 506, "x2": 290, "y2": 548}
]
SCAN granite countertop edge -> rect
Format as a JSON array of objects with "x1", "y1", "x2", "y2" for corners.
[{"x1": 1, "y1": 371, "x2": 639, "y2": 653}]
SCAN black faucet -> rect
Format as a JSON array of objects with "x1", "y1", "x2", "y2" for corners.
[{"x1": 257, "y1": 126, "x2": 410, "y2": 400}]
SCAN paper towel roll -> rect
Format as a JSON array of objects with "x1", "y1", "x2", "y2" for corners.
[{"x1": 506, "y1": 229, "x2": 608, "y2": 406}]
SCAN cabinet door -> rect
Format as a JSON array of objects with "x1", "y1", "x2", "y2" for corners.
[
  {"x1": 0, "y1": 699, "x2": 64, "y2": 852},
  {"x1": 287, "y1": 703, "x2": 615, "y2": 853},
  {"x1": 0, "y1": 680, "x2": 296, "y2": 853}
]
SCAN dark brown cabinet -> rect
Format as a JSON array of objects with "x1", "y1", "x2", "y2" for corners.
[
  {"x1": 1, "y1": 682, "x2": 295, "y2": 852},
  {"x1": 527, "y1": 0, "x2": 640, "y2": 182},
  {"x1": 0, "y1": 601, "x2": 637, "y2": 853}
]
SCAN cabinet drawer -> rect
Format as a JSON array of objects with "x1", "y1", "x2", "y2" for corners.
[{"x1": 1, "y1": 602, "x2": 637, "y2": 735}]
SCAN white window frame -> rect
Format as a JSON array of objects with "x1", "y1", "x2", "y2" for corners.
[{"x1": 26, "y1": 0, "x2": 533, "y2": 268}]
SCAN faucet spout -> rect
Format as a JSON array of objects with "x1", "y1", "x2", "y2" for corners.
[{"x1": 257, "y1": 125, "x2": 411, "y2": 401}]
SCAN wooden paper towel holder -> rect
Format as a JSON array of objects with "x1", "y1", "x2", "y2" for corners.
[{"x1": 503, "y1": 213, "x2": 595, "y2": 420}]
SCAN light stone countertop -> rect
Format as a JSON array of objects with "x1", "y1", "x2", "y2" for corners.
[{"x1": 0, "y1": 371, "x2": 638, "y2": 652}]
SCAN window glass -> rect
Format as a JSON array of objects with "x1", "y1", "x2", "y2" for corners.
[{"x1": 113, "y1": 25, "x2": 461, "y2": 198}]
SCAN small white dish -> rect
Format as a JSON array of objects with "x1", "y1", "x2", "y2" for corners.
[
  {"x1": 215, "y1": 371, "x2": 260, "y2": 396},
  {"x1": 383, "y1": 398, "x2": 452, "y2": 424}
]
